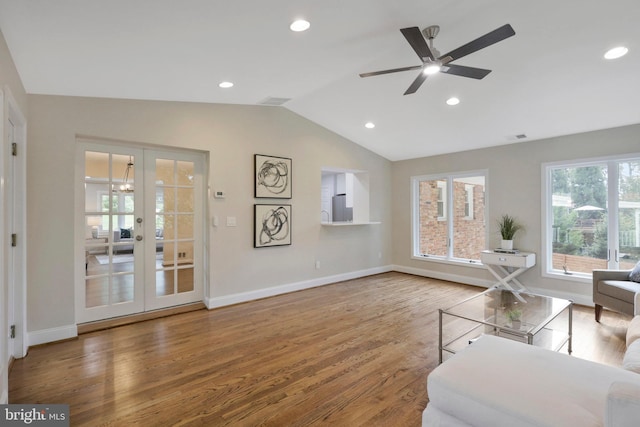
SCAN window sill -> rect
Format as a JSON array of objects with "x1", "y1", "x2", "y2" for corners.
[{"x1": 542, "y1": 270, "x2": 592, "y2": 284}]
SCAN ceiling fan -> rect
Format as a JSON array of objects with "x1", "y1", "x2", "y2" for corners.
[{"x1": 359, "y1": 24, "x2": 515, "y2": 95}]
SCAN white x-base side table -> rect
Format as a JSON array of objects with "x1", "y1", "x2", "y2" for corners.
[{"x1": 480, "y1": 250, "x2": 536, "y2": 292}]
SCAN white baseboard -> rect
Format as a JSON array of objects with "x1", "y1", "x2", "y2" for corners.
[
  {"x1": 205, "y1": 265, "x2": 393, "y2": 309},
  {"x1": 25, "y1": 266, "x2": 592, "y2": 347},
  {"x1": 393, "y1": 264, "x2": 593, "y2": 306},
  {"x1": 527, "y1": 286, "x2": 592, "y2": 307},
  {"x1": 28, "y1": 324, "x2": 78, "y2": 347},
  {"x1": 391, "y1": 264, "x2": 493, "y2": 289}
]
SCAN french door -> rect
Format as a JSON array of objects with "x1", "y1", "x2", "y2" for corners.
[{"x1": 76, "y1": 142, "x2": 205, "y2": 323}]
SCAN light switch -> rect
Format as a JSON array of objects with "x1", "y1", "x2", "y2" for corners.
[
  {"x1": 226, "y1": 216, "x2": 236, "y2": 227},
  {"x1": 212, "y1": 216, "x2": 219, "y2": 227}
]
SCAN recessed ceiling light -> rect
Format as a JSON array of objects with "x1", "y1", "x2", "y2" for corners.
[
  {"x1": 446, "y1": 97, "x2": 460, "y2": 106},
  {"x1": 219, "y1": 81, "x2": 234, "y2": 88},
  {"x1": 365, "y1": 122, "x2": 375, "y2": 129},
  {"x1": 290, "y1": 19, "x2": 310, "y2": 32},
  {"x1": 604, "y1": 46, "x2": 628, "y2": 60}
]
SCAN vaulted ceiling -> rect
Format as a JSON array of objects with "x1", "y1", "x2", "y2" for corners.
[{"x1": 0, "y1": 1, "x2": 638, "y2": 160}]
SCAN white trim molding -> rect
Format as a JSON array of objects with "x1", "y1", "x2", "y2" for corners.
[
  {"x1": 392, "y1": 264, "x2": 493, "y2": 289},
  {"x1": 205, "y1": 266, "x2": 393, "y2": 309},
  {"x1": 28, "y1": 324, "x2": 78, "y2": 347}
]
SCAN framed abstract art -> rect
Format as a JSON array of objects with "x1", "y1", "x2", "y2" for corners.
[
  {"x1": 255, "y1": 154, "x2": 292, "y2": 199},
  {"x1": 254, "y1": 204, "x2": 291, "y2": 248}
]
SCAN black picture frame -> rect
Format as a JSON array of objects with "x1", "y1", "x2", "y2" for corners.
[
  {"x1": 254, "y1": 204, "x2": 292, "y2": 248},
  {"x1": 254, "y1": 154, "x2": 292, "y2": 199}
]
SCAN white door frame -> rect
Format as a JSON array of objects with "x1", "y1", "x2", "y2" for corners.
[
  {"x1": 76, "y1": 141, "x2": 206, "y2": 323},
  {"x1": 0, "y1": 87, "x2": 27, "y2": 403}
]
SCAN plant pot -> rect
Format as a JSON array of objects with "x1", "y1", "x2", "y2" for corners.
[
  {"x1": 501, "y1": 239, "x2": 513, "y2": 250},
  {"x1": 511, "y1": 319, "x2": 522, "y2": 329}
]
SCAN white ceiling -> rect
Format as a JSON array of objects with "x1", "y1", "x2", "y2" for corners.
[{"x1": 1, "y1": 1, "x2": 638, "y2": 161}]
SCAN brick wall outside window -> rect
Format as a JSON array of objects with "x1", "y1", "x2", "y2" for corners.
[{"x1": 419, "y1": 180, "x2": 485, "y2": 259}]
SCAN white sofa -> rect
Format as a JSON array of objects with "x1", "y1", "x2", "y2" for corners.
[{"x1": 423, "y1": 334, "x2": 640, "y2": 427}]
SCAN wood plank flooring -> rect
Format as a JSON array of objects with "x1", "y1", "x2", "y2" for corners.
[{"x1": 9, "y1": 272, "x2": 630, "y2": 426}]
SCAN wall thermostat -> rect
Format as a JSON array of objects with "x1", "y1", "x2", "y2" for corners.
[{"x1": 214, "y1": 190, "x2": 226, "y2": 199}]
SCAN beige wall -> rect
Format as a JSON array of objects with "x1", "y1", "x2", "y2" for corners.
[
  {"x1": 0, "y1": 28, "x2": 27, "y2": 113},
  {"x1": 391, "y1": 124, "x2": 640, "y2": 302},
  {"x1": 27, "y1": 95, "x2": 392, "y2": 333}
]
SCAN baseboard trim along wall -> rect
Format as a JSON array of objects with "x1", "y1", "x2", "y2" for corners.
[
  {"x1": 392, "y1": 265, "x2": 494, "y2": 289},
  {"x1": 393, "y1": 265, "x2": 594, "y2": 307},
  {"x1": 26, "y1": 266, "x2": 593, "y2": 347},
  {"x1": 205, "y1": 265, "x2": 394, "y2": 309},
  {"x1": 28, "y1": 324, "x2": 78, "y2": 347}
]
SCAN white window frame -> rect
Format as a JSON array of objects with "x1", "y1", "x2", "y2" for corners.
[
  {"x1": 437, "y1": 181, "x2": 446, "y2": 221},
  {"x1": 464, "y1": 184, "x2": 474, "y2": 219},
  {"x1": 411, "y1": 169, "x2": 488, "y2": 266},
  {"x1": 542, "y1": 152, "x2": 640, "y2": 282}
]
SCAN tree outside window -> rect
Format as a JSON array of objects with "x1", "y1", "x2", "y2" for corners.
[{"x1": 548, "y1": 158, "x2": 640, "y2": 276}]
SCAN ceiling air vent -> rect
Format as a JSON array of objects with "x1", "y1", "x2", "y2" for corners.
[
  {"x1": 259, "y1": 97, "x2": 291, "y2": 106},
  {"x1": 507, "y1": 133, "x2": 528, "y2": 141}
]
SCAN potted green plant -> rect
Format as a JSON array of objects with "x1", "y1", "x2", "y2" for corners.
[
  {"x1": 497, "y1": 214, "x2": 522, "y2": 250},
  {"x1": 505, "y1": 308, "x2": 522, "y2": 329}
]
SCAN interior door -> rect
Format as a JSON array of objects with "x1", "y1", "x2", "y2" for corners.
[
  {"x1": 78, "y1": 145, "x2": 145, "y2": 323},
  {"x1": 144, "y1": 150, "x2": 204, "y2": 310},
  {"x1": 77, "y1": 144, "x2": 205, "y2": 323}
]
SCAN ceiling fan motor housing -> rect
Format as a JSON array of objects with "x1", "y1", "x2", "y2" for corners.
[{"x1": 422, "y1": 25, "x2": 440, "y2": 41}]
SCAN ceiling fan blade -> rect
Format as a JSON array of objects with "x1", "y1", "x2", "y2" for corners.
[
  {"x1": 400, "y1": 27, "x2": 436, "y2": 61},
  {"x1": 359, "y1": 65, "x2": 423, "y2": 78},
  {"x1": 404, "y1": 72, "x2": 428, "y2": 95},
  {"x1": 441, "y1": 64, "x2": 492, "y2": 79},
  {"x1": 440, "y1": 24, "x2": 515, "y2": 62}
]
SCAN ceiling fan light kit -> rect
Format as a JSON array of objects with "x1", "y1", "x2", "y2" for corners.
[{"x1": 360, "y1": 23, "x2": 516, "y2": 95}]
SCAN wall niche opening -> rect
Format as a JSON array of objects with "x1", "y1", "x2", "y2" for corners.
[{"x1": 321, "y1": 168, "x2": 378, "y2": 226}]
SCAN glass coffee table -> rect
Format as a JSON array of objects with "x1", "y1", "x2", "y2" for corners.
[{"x1": 439, "y1": 288, "x2": 572, "y2": 363}]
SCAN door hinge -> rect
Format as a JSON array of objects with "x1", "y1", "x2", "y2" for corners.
[
  {"x1": 11, "y1": 142, "x2": 17, "y2": 156},
  {"x1": 10, "y1": 325, "x2": 15, "y2": 339},
  {"x1": 11, "y1": 233, "x2": 17, "y2": 247}
]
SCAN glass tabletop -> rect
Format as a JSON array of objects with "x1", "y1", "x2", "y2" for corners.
[{"x1": 442, "y1": 288, "x2": 572, "y2": 334}]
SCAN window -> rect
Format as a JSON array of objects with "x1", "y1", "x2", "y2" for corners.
[
  {"x1": 544, "y1": 155, "x2": 640, "y2": 278},
  {"x1": 436, "y1": 181, "x2": 446, "y2": 220},
  {"x1": 412, "y1": 171, "x2": 487, "y2": 262},
  {"x1": 464, "y1": 184, "x2": 474, "y2": 219}
]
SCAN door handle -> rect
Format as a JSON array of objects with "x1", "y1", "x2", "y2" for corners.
[{"x1": 136, "y1": 235, "x2": 143, "y2": 241}]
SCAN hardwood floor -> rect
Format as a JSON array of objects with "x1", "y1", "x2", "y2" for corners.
[{"x1": 9, "y1": 272, "x2": 630, "y2": 426}]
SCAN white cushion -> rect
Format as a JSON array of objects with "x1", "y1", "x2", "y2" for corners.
[
  {"x1": 422, "y1": 405, "x2": 472, "y2": 427},
  {"x1": 427, "y1": 335, "x2": 640, "y2": 427},
  {"x1": 623, "y1": 339, "x2": 640, "y2": 374},
  {"x1": 627, "y1": 316, "x2": 640, "y2": 347},
  {"x1": 605, "y1": 381, "x2": 640, "y2": 427}
]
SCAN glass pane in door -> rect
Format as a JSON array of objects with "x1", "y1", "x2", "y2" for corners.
[
  {"x1": 84, "y1": 150, "x2": 138, "y2": 309},
  {"x1": 154, "y1": 158, "x2": 196, "y2": 298},
  {"x1": 619, "y1": 160, "x2": 640, "y2": 268}
]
